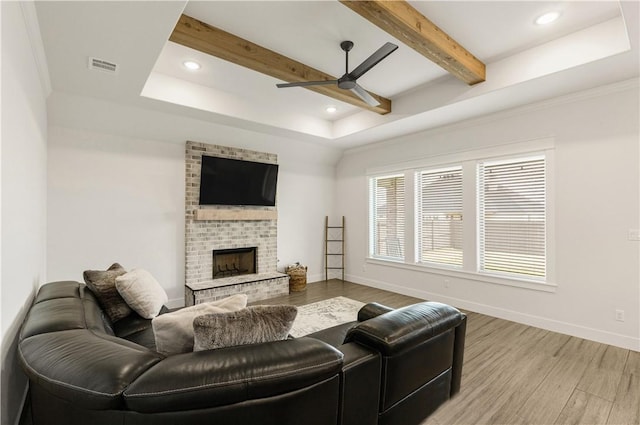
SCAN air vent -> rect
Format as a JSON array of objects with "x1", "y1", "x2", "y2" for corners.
[{"x1": 88, "y1": 57, "x2": 118, "y2": 74}]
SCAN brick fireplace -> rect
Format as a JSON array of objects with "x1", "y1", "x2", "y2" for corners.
[{"x1": 184, "y1": 141, "x2": 289, "y2": 305}]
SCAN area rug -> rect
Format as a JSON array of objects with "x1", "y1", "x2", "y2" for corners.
[{"x1": 289, "y1": 297, "x2": 365, "y2": 338}]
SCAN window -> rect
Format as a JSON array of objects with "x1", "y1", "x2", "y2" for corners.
[
  {"x1": 416, "y1": 167, "x2": 463, "y2": 267},
  {"x1": 366, "y1": 141, "x2": 552, "y2": 290},
  {"x1": 369, "y1": 174, "x2": 405, "y2": 260},
  {"x1": 478, "y1": 156, "x2": 546, "y2": 279}
]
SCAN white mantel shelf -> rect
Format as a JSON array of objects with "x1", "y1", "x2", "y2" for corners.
[{"x1": 194, "y1": 209, "x2": 277, "y2": 221}]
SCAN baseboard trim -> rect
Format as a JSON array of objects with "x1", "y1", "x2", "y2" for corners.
[
  {"x1": 347, "y1": 273, "x2": 640, "y2": 352},
  {"x1": 307, "y1": 273, "x2": 324, "y2": 283},
  {"x1": 167, "y1": 296, "x2": 185, "y2": 309}
]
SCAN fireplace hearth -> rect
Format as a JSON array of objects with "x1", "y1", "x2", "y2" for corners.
[{"x1": 213, "y1": 247, "x2": 257, "y2": 279}]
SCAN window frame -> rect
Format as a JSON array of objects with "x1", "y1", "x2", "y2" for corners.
[
  {"x1": 477, "y1": 154, "x2": 548, "y2": 281},
  {"x1": 365, "y1": 139, "x2": 556, "y2": 292},
  {"x1": 415, "y1": 165, "x2": 464, "y2": 269},
  {"x1": 368, "y1": 173, "x2": 407, "y2": 262}
]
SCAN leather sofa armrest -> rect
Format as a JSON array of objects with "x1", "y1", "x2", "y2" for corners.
[
  {"x1": 346, "y1": 302, "x2": 465, "y2": 356},
  {"x1": 124, "y1": 337, "x2": 343, "y2": 413},
  {"x1": 357, "y1": 302, "x2": 394, "y2": 322}
]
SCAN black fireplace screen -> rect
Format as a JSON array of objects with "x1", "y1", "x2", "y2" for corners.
[{"x1": 212, "y1": 247, "x2": 257, "y2": 279}]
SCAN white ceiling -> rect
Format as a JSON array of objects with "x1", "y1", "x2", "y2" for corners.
[{"x1": 35, "y1": 1, "x2": 639, "y2": 149}]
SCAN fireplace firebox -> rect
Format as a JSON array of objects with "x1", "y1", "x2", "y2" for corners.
[{"x1": 212, "y1": 247, "x2": 257, "y2": 279}]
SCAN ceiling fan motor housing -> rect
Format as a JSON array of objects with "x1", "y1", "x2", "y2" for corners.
[{"x1": 338, "y1": 76, "x2": 357, "y2": 89}]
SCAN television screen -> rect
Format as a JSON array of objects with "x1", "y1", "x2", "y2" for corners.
[{"x1": 199, "y1": 156, "x2": 278, "y2": 206}]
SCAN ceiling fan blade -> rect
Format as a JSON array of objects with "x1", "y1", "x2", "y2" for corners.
[
  {"x1": 350, "y1": 42, "x2": 398, "y2": 80},
  {"x1": 351, "y1": 84, "x2": 380, "y2": 107},
  {"x1": 276, "y1": 80, "x2": 337, "y2": 88}
]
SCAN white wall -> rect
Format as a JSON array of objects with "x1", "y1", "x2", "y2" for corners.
[
  {"x1": 276, "y1": 157, "x2": 336, "y2": 282},
  {"x1": 47, "y1": 92, "x2": 340, "y2": 306},
  {"x1": 47, "y1": 127, "x2": 185, "y2": 301},
  {"x1": 1, "y1": 3, "x2": 49, "y2": 424},
  {"x1": 336, "y1": 81, "x2": 640, "y2": 351}
]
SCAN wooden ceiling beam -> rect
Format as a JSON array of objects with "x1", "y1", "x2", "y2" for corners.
[
  {"x1": 340, "y1": 0, "x2": 486, "y2": 85},
  {"x1": 169, "y1": 14, "x2": 392, "y2": 115}
]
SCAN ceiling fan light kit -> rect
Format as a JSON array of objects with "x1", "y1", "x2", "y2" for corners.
[{"x1": 277, "y1": 40, "x2": 398, "y2": 107}]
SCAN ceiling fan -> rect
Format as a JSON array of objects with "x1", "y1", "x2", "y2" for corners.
[{"x1": 276, "y1": 40, "x2": 398, "y2": 107}]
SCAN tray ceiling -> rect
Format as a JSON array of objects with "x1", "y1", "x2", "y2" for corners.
[{"x1": 35, "y1": 1, "x2": 637, "y2": 148}]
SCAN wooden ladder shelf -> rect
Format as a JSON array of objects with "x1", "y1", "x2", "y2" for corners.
[{"x1": 325, "y1": 216, "x2": 345, "y2": 281}]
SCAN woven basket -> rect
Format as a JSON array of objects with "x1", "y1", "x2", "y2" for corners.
[{"x1": 286, "y1": 265, "x2": 307, "y2": 292}]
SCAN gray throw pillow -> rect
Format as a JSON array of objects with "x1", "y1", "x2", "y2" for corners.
[
  {"x1": 83, "y1": 263, "x2": 132, "y2": 322},
  {"x1": 193, "y1": 305, "x2": 298, "y2": 351}
]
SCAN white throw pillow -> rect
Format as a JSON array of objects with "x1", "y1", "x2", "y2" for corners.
[
  {"x1": 152, "y1": 294, "x2": 248, "y2": 355},
  {"x1": 115, "y1": 268, "x2": 168, "y2": 319}
]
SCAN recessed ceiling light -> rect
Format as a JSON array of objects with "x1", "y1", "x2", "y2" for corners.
[
  {"x1": 183, "y1": 60, "x2": 201, "y2": 71},
  {"x1": 326, "y1": 106, "x2": 337, "y2": 113},
  {"x1": 535, "y1": 11, "x2": 560, "y2": 25}
]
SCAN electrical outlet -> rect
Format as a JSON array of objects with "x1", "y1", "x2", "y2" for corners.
[
  {"x1": 362, "y1": 263, "x2": 367, "y2": 272},
  {"x1": 628, "y1": 229, "x2": 640, "y2": 241},
  {"x1": 615, "y1": 309, "x2": 625, "y2": 322},
  {"x1": 444, "y1": 279, "x2": 450, "y2": 289}
]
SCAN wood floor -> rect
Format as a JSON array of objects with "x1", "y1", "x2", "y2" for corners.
[{"x1": 260, "y1": 280, "x2": 640, "y2": 425}]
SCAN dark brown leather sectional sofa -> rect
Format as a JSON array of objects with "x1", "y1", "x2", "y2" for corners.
[{"x1": 18, "y1": 280, "x2": 466, "y2": 425}]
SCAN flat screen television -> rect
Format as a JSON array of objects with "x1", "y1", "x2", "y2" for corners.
[{"x1": 199, "y1": 155, "x2": 278, "y2": 206}]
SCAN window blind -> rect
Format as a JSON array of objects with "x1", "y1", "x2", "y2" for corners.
[
  {"x1": 370, "y1": 174, "x2": 405, "y2": 259},
  {"x1": 417, "y1": 167, "x2": 463, "y2": 267},
  {"x1": 478, "y1": 156, "x2": 546, "y2": 279}
]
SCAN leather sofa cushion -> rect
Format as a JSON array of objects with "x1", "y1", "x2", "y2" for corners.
[
  {"x1": 20, "y1": 298, "x2": 86, "y2": 340},
  {"x1": 115, "y1": 310, "x2": 164, "y2": 339},
  {"x1": 124, "y1": 337, "x2": 343, "y2": 413},
  {"x1": 33, "y1": 280, "x2": 81, "y2": 303},
  {"x1": 20, "y1": 299, "x2": 113, "y2": 339},
  {"x1": 114, "y1": 307, "x2": 170, "y2": 351},
  {"x1": 19, "y1": 329, "x2": 163, "y2": 410},
  {"x1": 118, "y1": 327, "x2": 157, "y2": 351}
]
